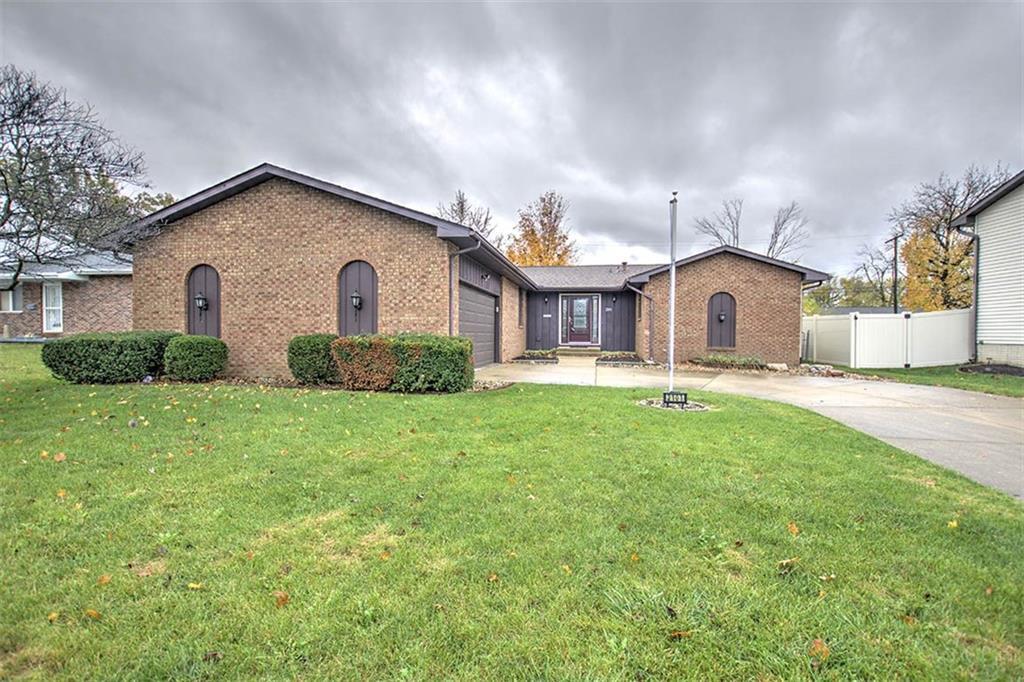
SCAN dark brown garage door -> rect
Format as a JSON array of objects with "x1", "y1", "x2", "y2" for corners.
[{"x1": 458, "y1": 283, "x2": 497, "y2": 367}]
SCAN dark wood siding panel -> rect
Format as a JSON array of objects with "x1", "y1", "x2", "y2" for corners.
[
  {"x1": 600, "y1": 290, "x2": 636, "y2": 351},
  {"x1": 459, "y1": 256, "x2": 501, "y2": 296},
  {"x1": 186, "y1": 264, "x2": 220, "y2": 337},
  {"x1": 526, "y1": 292, "x2": 559, "y2": 349},
  {"x1": 338, "y1": 261, "x2": 378, "y2": 335},
  {"x1": 458, "y1": 283, "x2": 497, "y2": 366}
]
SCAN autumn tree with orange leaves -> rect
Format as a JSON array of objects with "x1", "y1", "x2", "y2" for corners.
[
  {"x1": 890, "y1": 164, "x2": 1009, "y2": 310},
  {"x1": 506, "y1": 191, "x2": 577, "y2": 266}
]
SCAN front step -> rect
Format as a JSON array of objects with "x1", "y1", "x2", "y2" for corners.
[{"x1": 555, "y1": 346, "x2": 602, "y2": 357}]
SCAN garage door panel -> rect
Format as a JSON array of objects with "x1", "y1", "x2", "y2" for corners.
[{"x1": 459, "y1": 284, "x2": 496, "y2": 367}]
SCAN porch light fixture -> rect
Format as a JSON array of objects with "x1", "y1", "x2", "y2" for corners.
[
  {"x1": 350, "y1": 290, "x2": 363, "y2": 310},
  {"x1": 718, "y1": 312, "x2": 727, "y2": 323},
  {"x1": 193, "y1": 292, "x2": 209, "y2": 311}
]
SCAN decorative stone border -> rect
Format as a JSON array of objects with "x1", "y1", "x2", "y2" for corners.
[{"x1": 635, "y1": 398, "x2": 710, "y2": 412}]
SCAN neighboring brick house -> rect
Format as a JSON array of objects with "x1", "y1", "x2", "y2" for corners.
[
  {"x1": 117, "y1": 163, "x2": 827, "y2": 378},
  {"x1": 0, "y1": 253, "x2": 133, "y2": 339}
]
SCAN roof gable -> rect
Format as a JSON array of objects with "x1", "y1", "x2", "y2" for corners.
[
  {"x1": 113, "y1": 163, "x2": 537, "y2": 289},
  {"x1": 628, "y1": 245, "x2": 829, "y2": 284}
]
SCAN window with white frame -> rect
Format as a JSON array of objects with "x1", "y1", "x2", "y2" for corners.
[
  {"x1": 0, "y1": 285, "x2": 23, "y2": 312},
  {"x1": 43, "y1": 282, "x2": 63, "y2": 332}
]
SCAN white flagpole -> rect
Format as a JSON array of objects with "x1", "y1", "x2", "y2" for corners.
[{"x1": 667, "y1": 191, "x2": 678, "y2": 393}]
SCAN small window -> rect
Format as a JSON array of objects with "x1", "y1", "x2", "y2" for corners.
[
  {"x1": 0, "y1": 285, "x2": 23, "y2": 312},
  {"x1": 636, "y1": 291, "x2": 642, "y2": 320},
  {"x1": 518, "y1": 289, "x2": 525, "y2": 328},
  {"x1": 43, "y1": 282, "x2": 63, "y2": 332}
]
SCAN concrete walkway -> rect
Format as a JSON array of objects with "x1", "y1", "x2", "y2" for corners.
[{"x1": 477, "y1": 358, "x2": 1024, "y2": 498}]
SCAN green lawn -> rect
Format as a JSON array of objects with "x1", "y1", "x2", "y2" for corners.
[
  {"x1": 840, "y1": 364, "x2": 1024, "y2": 398},
  {"x1": 2, "y1": 344, "x2": 1022, "y2": 679}
]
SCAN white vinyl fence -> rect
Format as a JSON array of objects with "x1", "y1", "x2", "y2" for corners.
[{"x1": 802, "y1": 309, "x2": 973, "y2": 369}]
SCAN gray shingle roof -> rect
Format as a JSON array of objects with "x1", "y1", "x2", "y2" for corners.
[{"x1": 520, "y1": 263, "x2": 662, "y2": 290}]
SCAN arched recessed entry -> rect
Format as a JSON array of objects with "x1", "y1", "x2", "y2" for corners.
[
  {"x1": 707, "y1": 291, "x2": 736, "y2": 348},
  {"x1": 338, "y1": 261, "x2": 378, "y2": 336},
  {"x1": 187, "y1": 264, "x2": 220, "y2": 337}
]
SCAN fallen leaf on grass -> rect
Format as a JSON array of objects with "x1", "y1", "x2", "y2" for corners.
[
  {"x1": 668, "y1": 630, "x2": 692, "y2": 640},
  {"x1": 487, "y1": 573, "x2": 499, "y2": 583},
  {"x1": 54, "y1": 452, "x2": 66, "y2": 463},
  {"x1": 273, "y1": 590, "x2": 290, "y2": 608},
  {"x1": 187, "y1": 582, "x2": 203, "y2": 590},
  {"x1": 47, "y1": 611, "x2": 59, "y2": 624},
  {"x1": 777, "y1": 556, "x2": 799, "y2": 575},
  {"x1": 809, "y1": 638, "x2": 830, "y2": 662},
  {"x1": 947, "y1": 519, "x2": 959, "y2": 529},
  {"x1": 84, "y1": 609, "x2": 102, "y2": 620},
  {"x1": 902, "y1": 614, "x2": 917, "y2": 625},
  {"x1": 202, "y1": 651, "x2": 223, "y2": 662},
  {"x1": 379, "y1": 551, "x2": 391, "y2": 561},
  {"x1": 97, "y1": 574, "x2": 111, "y2": 585},
  {"x1": 787, "y1": 521, "x2": 800, "y2": 536},
  {"x1": 985, "y1": 586, "x2": 994, "y2": 596},
  {"x1": 630, "y1": 553, "x2": 639, "y2": 563},
  {"x1": 561, "y1": 564, "x2": 572, "y2": 574},
  {"x1": 56, "y1": 489, "x2": 66, "y2": 500},
  {"x1": 40, "y1": 450, "x2": 49, "y2": 460}
]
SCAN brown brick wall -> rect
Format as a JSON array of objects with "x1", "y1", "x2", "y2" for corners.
[
  {"x1": 500, "y1": 277, "x2": 526, "y2": 361},
  {"x1": 1, "y1": 276, "x2": 132, "y2": 338},
  {"x1": 132, "y1": 178, "x2": 454, "y2": 378},
  {"x1": 64, "y1": 276, "x2": 133, "y2": 334},
  {"x1": 645, "y1": 252, "x2": 802, "y2": 365}
]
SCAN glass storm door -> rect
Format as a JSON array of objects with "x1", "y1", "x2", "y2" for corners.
[
  {"x1": 566, "y1": 296, "x2": 593, "y2": 343},
  {"x1": 42, "y1": 282, "x2": 63, "y2": 333}
]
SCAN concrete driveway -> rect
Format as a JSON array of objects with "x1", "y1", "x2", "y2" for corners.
[{"x1": 477, "y1": 358, "x2": 1024, "y2": 498}]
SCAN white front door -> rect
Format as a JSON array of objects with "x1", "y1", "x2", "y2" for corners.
[{"x1": 42, "y1": 282, "x2": 63, "y2": 333}]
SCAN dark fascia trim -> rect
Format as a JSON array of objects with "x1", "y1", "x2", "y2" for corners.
[
  {"x1": 117, "y1": 162, "x2": 539, "y2": 290},
  {"x1": 627, "y1": 245, "x2": 830, "y2": 284},
  {"x1": 532, "y1": 285, "x2": 633, "y2": 293},
  {"x1": 950, "y1": 168, "x2": 1024, "y2": 227}
]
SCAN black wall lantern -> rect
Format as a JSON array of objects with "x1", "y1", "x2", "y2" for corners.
[
  {"x1": 194, "y1": 292, "x2": 209, "y2": 312},
  {"x1": 350, "y1": 290, "x2": 363, "y2": 310},
  {"x1": 718, "y1": 312, "x2": 727, "y2": 323}
]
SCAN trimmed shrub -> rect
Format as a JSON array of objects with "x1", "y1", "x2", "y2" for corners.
[
  {"x1": 41, "y1": 331, "x2": 180, "y2": 384},
  {"x1": 164, "y1": 335, "x2": 228, "y2": 382},
  {"x1": 391, "y1": 334, "x2": 473, "y2": 393},
  {"x1": 313, "y1": 333, "x2": 474, "y2": 393},
  {"x1": 331, "y1": 336, "x2": 398, "y2": 391},
  {"x1": 287, "y1": 334, "x2": 341, "y2": 385},
  {"x1": 692, "y1": 353, "x2": 766, "y2": 369}
]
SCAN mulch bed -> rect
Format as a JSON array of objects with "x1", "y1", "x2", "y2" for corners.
[
  {"x1": 959, "y1": 363, "x2": 1024, "y2": 378},
  {"x1": 596, "y1": 353, "x2": 646, "y2": 366}
]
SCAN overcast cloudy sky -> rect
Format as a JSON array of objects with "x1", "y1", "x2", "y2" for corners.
[{"x1": 2, "y1": 1, "x2": 1020, "y2": 274}]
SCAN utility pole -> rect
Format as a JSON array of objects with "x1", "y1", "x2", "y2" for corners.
[
  {"x1": 667, "y1": 192, "x2": 678, "y2": 392},
  {"x1": 884, "y1": 233, "x2": 899, "y2": 314}
]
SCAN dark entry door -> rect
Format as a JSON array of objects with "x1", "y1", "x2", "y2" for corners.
[
  {"x1": 187, "y1": 264, "x2": 220, "y2": 337},
  {"x1": 707, "y1": 292, "x2": 736, "y2": 348},
  {"x1": 566, "y1": 295, "x2": 593, "y2": 343},
  {"x1": 338, "y1": 261, "x2": 378, "y2": 336},
  {"x1": 458, "y1": 283, "x2": 497, "y2": 366}
]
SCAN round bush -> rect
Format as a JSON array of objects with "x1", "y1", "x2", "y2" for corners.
[
  {"x1": 163, "y1": 335, "x2": 228, "y2": 382},
  {"x1": 287, "y1": 334, "x2": 341, "y2": 384},
  {"x1": 41, "y1": 331, "x2": 180, "y2": 384}
]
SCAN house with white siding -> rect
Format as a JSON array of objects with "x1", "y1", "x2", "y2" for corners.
[{"x1": 952, "y1": 169, "x2": 1024, "y2": 367}]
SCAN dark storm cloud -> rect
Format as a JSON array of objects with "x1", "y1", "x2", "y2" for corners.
[{"x1": 2, "y1": 1, "x2": 1020, "y2": 272}]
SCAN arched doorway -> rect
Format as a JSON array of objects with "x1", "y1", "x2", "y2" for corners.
[
  {"x1": 187, "y1": 264, "x2": 220, "y2": 337},
  {"x1": 707, "y1": 291, "x2": 736, "y2": 348},
  {"x1": 338, "y1": 261, "x2": 378, "y2": 336}
]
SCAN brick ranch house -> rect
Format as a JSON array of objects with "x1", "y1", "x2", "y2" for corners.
[
  {"x1": 115, "y1": 163, "x2": 828, "y2": 378},
  {"x1": 0, "y1": 252, "x2": 132, "y2": 339}
]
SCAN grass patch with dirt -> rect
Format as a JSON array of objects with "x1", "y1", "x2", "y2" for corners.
[
  {"x1": 840, "y1": 363, "x2": 1024, "y2": 398},
  {"x1": 1, "y1": 344, "x2": 1022, "y2": 679}
]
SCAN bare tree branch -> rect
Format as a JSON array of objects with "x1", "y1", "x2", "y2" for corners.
[
  {"x1": 766, "y1": 200, "x2": 809, "y2": 260},
  {"x1": 693, "y1": 198, "x2": 742, "y2": 248},
  {"x1": 437, "y1": 189, "x2": 501, "y2": 247},
  {"x1": 0, "y1": 63, "x2": 149, "y2": 288}
]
